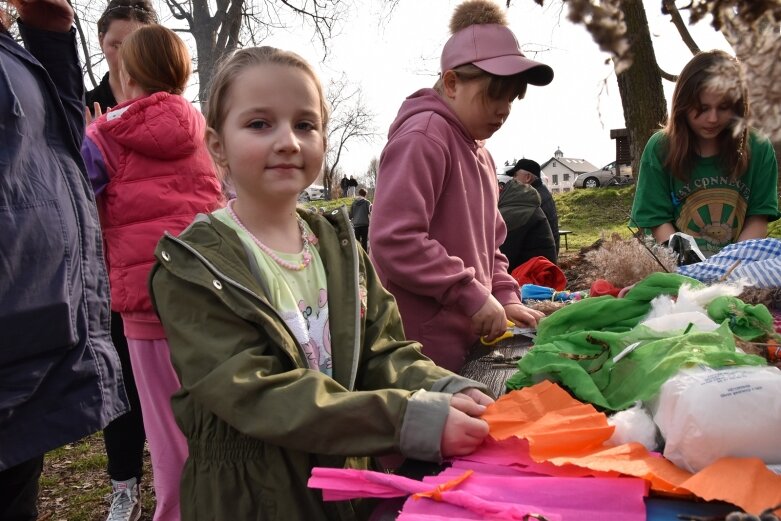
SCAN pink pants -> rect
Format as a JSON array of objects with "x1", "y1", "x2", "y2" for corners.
[{"x1": 127, "y1": 338, "x2": 188, "y2": 521}]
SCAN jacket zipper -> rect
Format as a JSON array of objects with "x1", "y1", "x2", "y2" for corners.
[
  {"x1": 336, "y1": 206, "x2": 362, "y2": 391},
  {"x1": 163, "y1": 232, "x2": 310, "y2": 368}
]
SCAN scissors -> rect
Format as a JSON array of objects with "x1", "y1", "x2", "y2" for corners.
[{"x1": 480, "y1": 320, "x2": 536, "y2": 346}]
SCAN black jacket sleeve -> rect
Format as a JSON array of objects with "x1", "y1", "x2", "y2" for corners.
[{"x1": 18, "y1": 22, "x2": 85, "y2": 150}]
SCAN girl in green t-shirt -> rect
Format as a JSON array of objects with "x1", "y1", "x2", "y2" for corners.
[{"x1": 631, "y1": 50, "x2": 779, "y2": 254}]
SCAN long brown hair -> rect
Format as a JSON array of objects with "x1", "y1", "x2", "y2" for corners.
[
  {"x1": 663, "y1": 50, "x2": 749, "y2": 181},
  {"x1": 118, "y1": 25, "x2": 190, "y2": 95}
]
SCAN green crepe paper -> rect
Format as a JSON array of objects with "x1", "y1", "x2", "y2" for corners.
[
  {"x1": 707, "y1": 296, "x2": 776, "y2": 341},
  {"x1": 534, "y1": 272, "x2": 702, "y2": 344},
  {"x1": 507, "y1": 273, "x2": 767, "y2": 411}
]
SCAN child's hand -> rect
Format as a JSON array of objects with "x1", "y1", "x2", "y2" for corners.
[
  {"x1": 441, "y1": 396, "x2": 490, "y2": 458},
  {"x1": 471, "y1": 295, "x2": 506, "y2": 341},
  {"x1": 84, "y1": 102, "x2": 102, "y2": 125},
  {"x1": 454, "y1": 388, "x2": 494, "y2": 406},
  {"x1": 504, "y1": 303, "x2": 544, "y2": 328}
]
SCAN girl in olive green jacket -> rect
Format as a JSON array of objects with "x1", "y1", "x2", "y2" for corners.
[{"x1": 149, "y1": 46, "x2": 492, "y2": 521}]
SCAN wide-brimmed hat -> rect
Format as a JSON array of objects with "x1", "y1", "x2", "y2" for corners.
[{"x1": 441, "y1": 23, "x2": 553, "y2": 85}]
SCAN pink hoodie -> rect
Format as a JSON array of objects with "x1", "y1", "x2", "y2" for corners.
[{"x1": 369, "y1": 88, "x2": 520, "y2": 371}]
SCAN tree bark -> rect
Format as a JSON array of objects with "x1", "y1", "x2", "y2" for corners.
[{"x1": 615, "y1": 0, "x2": 668, "y2": 177}]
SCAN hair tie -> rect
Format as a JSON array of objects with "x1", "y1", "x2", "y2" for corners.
[{"x1": 104, "y1": 4, "x2": 150, "y2": 15}]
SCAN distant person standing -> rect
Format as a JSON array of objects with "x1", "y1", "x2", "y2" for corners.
[
  {"x1": 339, "y1": 175, "x2": 349, "y2": 198},
  {"x1": 350, "y1": 188, "x2": 372, "y2": 252},
  {"x1": 347, "y1": 175, "x2": 358, "y2": 197},
  {"x1": 511, "y1": 158, "x2": 560, "y2": 254}
]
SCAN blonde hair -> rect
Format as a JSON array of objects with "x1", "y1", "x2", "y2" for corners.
[
  {"x1": 663, "y1": 50, "x2": 750, "y2": 180},
  {"x1": 434, "y1": 0, "x2": 527, "y2": 102},
  {"x1": 118, "y1": 24, "x2": 191, "y2": 95},
  {"x1": 205, "y1": 46, "x2": 330, "y2": 134}
]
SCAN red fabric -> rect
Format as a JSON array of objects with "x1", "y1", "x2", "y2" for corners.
[
  {"x1": 510, "y1": 256, "x2": 566, "y2": 291},
  {"x1": 88, "y1": 92, "x2": 223, "y2": 314},
  {"x1": 590, "y1": 279, "x2": 622, "y2": 298}
]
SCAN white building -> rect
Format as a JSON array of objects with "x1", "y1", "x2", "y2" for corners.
[{"x1": 540, "y1": 148, "x2": 599, "y2": 194}]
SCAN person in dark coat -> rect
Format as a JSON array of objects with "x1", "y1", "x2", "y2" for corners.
[
  {"x1": 498, "y1": 178, "x2": 557, "y2": 270},
  {"x1": 348, "y1": 175, "x2": 359, "y2": 196},
  {"x1": 509, "y1": 158, "x2": 560, "y2": 254},
  {"x1": 85, "y1": 0, "x2": 157, "y2": 118},
  {"x1": 339, "y1": 175, "x2": 349, "y2": 198},
  {"x1": 349, "y1": 188, "x2": 372, "y2": 252},
  {"x1": 0, "y1": 2, "x2": 128, "y2": 519}
]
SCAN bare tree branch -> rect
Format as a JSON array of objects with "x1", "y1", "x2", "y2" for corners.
[
  {"x1": 164, "y1": 0, "x2": 194, "y2": 26},
  {"x1": 658, "y1": 65, "x2": 678, "y2": 82},
  {"x1": 321, "y1": 77, "x2": 379, "y2": 197},
  {"x1": 73, "y1": 11, "x2": 99, "y2": 89},
  {"x1": 662, "y1": 0, "x2": 700, "y2": 55}
]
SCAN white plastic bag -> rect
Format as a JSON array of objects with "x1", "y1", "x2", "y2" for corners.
[{"x1": 648, "y1": 365, "x2": 781, "y2": 472}]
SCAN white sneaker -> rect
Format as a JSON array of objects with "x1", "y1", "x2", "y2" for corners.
[{"x1": 106, "y1": 477, "x2": 141, "y2": 521}]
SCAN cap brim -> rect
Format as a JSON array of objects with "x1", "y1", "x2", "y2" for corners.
[{"x1": 473, "y1": 56, "x2": 554, "y2": 86}]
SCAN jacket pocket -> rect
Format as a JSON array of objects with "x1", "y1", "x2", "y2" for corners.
[
  {"x1": 418, "y1": 305, "x2": 474, "y2": 371},
  {"x1": 0, "y1": 199, "x2": 76, "y2": 414}
]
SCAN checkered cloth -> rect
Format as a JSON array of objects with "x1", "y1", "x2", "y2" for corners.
[{"x1": 677, "y1": 238, "x2": 781, "y2": 288}]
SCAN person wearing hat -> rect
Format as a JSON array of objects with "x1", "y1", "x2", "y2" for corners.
[
  {"x1": 498, "y1": 177, "x2": 557, "y2": 270},
  {"x1": 370, "y1": 0, "x2": 550, "y2": 372},
  {"x1": 510, "y1": 158, "x2": 560, "y2": 254}
]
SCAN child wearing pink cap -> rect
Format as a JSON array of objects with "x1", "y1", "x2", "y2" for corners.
[{"x1": 369, "y1": 0, "x2": 552, "y2": 372}]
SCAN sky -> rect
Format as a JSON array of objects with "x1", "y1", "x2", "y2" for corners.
[
  {"x1": 252, "y1": 0, "x2": 734, "y2": 179},
  {"x1": 134, "y1": 0, "x2": 735, "y2": 180}
]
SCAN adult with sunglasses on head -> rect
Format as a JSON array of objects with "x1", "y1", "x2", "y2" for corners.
[{"x1": 0, "y1": 1, "x2": 128, "y2": 519}]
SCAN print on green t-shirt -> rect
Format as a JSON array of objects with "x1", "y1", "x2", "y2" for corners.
[{"x1": 630, "y1": 131, "x2": 780, "y2": 254}]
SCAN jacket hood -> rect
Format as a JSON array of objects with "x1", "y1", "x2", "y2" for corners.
[
  {"x1": 387, "y1": 88, "x2": 474, "y2": 145},
  {"x1": 96, "y1": 91, "x2": 204, "y2": 160},
  {"x1": 499, "y1": 179, "x2": 541, "y2": 231}
]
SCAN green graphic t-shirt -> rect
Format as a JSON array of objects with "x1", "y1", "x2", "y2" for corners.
[
  {"x1": 631, "y1": 131, "x2": 780, "y2": 253},
  {"x1": 214, "y1": 208, "x2": 333, "y2": 376}
]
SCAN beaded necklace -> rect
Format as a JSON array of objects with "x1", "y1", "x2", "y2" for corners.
[{"x1": 226, "y1": 199, "x2": 314, "y2": 271}]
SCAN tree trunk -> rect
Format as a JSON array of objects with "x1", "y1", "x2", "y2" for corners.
[{"x1": 616, "y1": 0, "x2": 668, "y2": 177}]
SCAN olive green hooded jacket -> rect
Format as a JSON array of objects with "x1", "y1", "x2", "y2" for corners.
[{"x1": 149, "y1": 207, "x2": 488, "y2": 521}]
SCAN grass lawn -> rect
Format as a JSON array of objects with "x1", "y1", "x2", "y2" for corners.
[
  {"x1": 554, "y1": 186, "x2": 636, "y2": 251},
  {"x1": 552, "y1": 185, "x2": 780, "y2": 252},
  {"x1": 302, "y1": 188, "x2": 781, "y2": 253}
]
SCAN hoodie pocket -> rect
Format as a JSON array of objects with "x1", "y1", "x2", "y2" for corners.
[{"x1": 0, "y1": 199, "x2": 75, "y2": 368}]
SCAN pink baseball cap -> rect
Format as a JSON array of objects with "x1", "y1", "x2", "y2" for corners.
[{"x1": 441, "y1": 23, "x2": 553, "y2": 86}]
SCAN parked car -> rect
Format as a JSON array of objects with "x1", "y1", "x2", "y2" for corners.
[
  {"x1": 497, "y1": 165, "x2": 514, "y2": 190},
  {"x1": 573, "y1": 161, "x2": 632, "y2": 189},
  {"x1": 298, "y1": 184, "x2": 326, "y2": 202}
]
